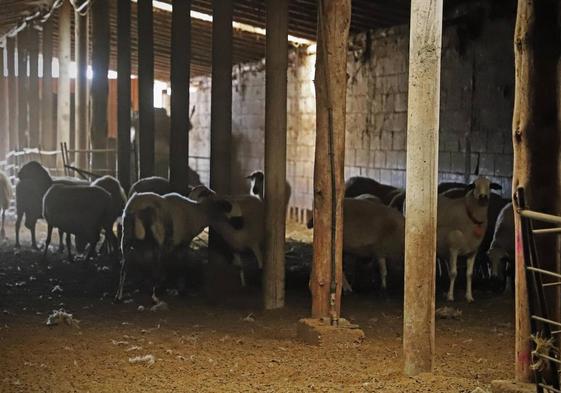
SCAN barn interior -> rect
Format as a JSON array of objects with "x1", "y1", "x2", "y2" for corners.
[{"x1": 0, "y1": 0, "x2": 560, "y2": 392}]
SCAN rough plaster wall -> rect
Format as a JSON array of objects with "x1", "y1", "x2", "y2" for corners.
[{"x1": 188, "y1": 16, "x2": 515, "y2": 210}]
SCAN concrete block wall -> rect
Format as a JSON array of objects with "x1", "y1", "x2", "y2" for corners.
[{"x1": 188, "y1": 15, "x2": 515, "y2": 212}]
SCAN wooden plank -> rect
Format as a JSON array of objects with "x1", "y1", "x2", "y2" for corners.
[
  {"x1": 310, "y1": 0, "x2": 351, "y2": 321},
  {"x1": 0, "y1": 45, "x2": 6, "y2": 159},
  {"x1": 138, "y1": 0, "x2": 155, "y2": 178},
  {"x1": 17, "y1": 28, "x2": 29, "y2": 149},
  {"x1": 90, "y1": 0, "x2": 110, "y2": 171},
  {"x1": 41, "y1": 19, "x2": 55, "y2": 151},
  {"x1": 117, "y1": 0, "x2": 132, "y2": 191},
  {"x1": 263, "y1": 0, "x2": 288, "y2": 310},
  {"x1": 403, "y1": 0, "x2": 443, "y2": 376},
  {"x1": 75, "y1": 3, "x2": 88, "y2": 169},
  {"x1": 56, "y1": 0, "x2": 72, "y2": 159},
  {"x1": 27, "y1": 27, "x2": 39, "y2": 149},
  {"x1": 7, "y1": 37, "x2": 17, "y2": 151},
  {"x1": 169, "y1": 0, "x2": 191, "y2": 190}
]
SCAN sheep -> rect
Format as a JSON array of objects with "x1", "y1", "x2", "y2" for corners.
[
  {"x1": 344, "y1": 176, "x2": 403, "y2": 205},
  {"x1": 129, "y1": 176, "x2": 173, "y2": 197},
  {"x1": 246, "y1": 170, "x2": 292, "y2": 211},
  {"x1": 437, "y1": 176, "x2": 502, "y2": 302},
  {"x1": 42, "y1": 184, "x2": 117, "y2": 261},
  {"x1": 116, "y1": 192, "x2": 210, "y2": 302},
  {"x1": 307, "y1": 197, "x2": 404, "y2": 292},
  {"x1": 438, "y1": 182, "x2": 468, "y2": 194},
  {"x1": 487, "y1": 203, "x2": 514, "y2": 292},
  {"x1": 0, "y1": 170, "x2": 13, "y2": 239},
  {"x1": 15, "y1": 161, "x2": 85, "y2": 250}
]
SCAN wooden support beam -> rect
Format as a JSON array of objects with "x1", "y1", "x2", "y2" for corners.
[
  {"x1": 7, "y1": 37, "x2": 17, "y2": 152},
  {"x1": 117, "y1": 0, "x2": 132, "y2": 191},
  {"x1": 75, "y1": 3, "x2": 88, "y2": 169},
  {"x1": 28, "y1": 27, "x2": 40, "y2": 148},
  {"x1": 210, "y1": 0, "x2": 233, "y2": 194},
  {"x1": 263, "y1": 0, "x2": 288, "y2": 310},
  {"x1": 138, "y1": 0, "x2": 155, "y2": 178},
  {"x1": 169, "y1": 0, "x2": 191, "y2": 190},
  {"x1": 41, "y1": 19, "x2": 55, "y2": 151},
  {"x1": 402, "y1": 0, "x2": 443, "y2": 376},
  {"x1": 512, "y1": 0, "x2": 561, "y2": 383},
  {"x1": 90, "y1": 0, "x2": 110, "y2": 172},
  {"x1": 17, "y1": 29, "x2": 29, "y2": 149},
  {"x1": 57, "y1": 0, "x2": 72, "y2": 160},
  {"x1": 310, "y1": 0, "x2": 351, "y2": 320},
  {"x1": 0, "y1": 46, "x2": 6, "y2": 159}
]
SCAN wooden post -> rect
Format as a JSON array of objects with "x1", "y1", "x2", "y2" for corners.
[
  {"x1": 0, "y1": 45, "x2": 6, "y2": 159},
  {"x1": 310, "y1": 0, "x2": 351, "y2": 320},
  {"x1": 263, "y1": 0, "x2": 288, "y2": 310},
  {"x1": 41, "y1": 19, "x2": 55, "y2": 152},
  {"x1": 117, "y1": 0, "x2": 132, "y2": 191},
  {"x1": 57, "y1": 0, "x2": 72, "y2": 163},
  {"x1": 403, "y1": 0, "x2": 443, "y2": 376},
  {"x1": 512, "y1": 0, "x2": 561, "y2": 383},
  {"x1": 90, "y1": 0, "x2": 110, "y2": 172},
  {"x1": 7, "y1": 37, "x2": 17, "y2": 151},
  {"x1": 17, "y1": 29, "x2": 29, "y2": 149},
  {"x1": 210, "y1": 0, "x2": 233, "y2": 194},
  {"x1": 169, "y1": 0, "x2": 191, "y2": 190},
  {"x1": 138, "y1": 0, "x2": 155, "y2": 178},
  {"x1": 28, "y1": 27, "x2": 40, "y2": 148},
  {"x1": 75, "y1": 3, "x2": 88, "y2": 169}
]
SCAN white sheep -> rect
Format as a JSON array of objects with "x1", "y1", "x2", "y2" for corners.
[
  {"x1": 487, "y1": 202, "x2": 514, "y2": 291},
  {"x1": 116, "y1": 192, "x2": 210, "y2": 302},
  {"x1": 42, "y1": 184, "x2": 116, "y2": 261},
  {"x1": 437, "y1": 176, "x2": 502, "y2": 302},
  {"x1": 246, "y1": 170, "x2": 292, "y2": 211},
  {"x1": 0, "y1": 170, "x2": 13, "y2": 239}
]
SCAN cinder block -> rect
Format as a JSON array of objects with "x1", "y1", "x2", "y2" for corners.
[{"x1": 392, "y1": 131, "x2": 406, "y2": 150}]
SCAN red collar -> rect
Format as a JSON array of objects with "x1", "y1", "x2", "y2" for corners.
[{"x1": 465, "y1": 201, "x2": 485, "y2": 226}]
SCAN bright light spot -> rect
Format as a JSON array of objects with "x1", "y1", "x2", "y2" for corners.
[{"x1": 153, "y1": 80, "x2": 169, "y2": 108}]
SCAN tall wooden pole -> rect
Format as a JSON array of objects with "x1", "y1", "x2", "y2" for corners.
[
  {"x1": 512, "y1": 0, "x2": 561, "y2": 383},
  {"x1": 7, "y1": 37, "x2": 17, "y2": 152},
  {"x1": 0, "y1": 45, "x2": 6, "y2": 159},
  {"x1": 210, "y1": 0, "x2": 233, "y2": 194},
  {"x1": 90, "y1": 0, "x2": 110, "y2": 172},
  {"x1": 403, "y1": 0, "x2": 443, "y2": 376},
  {"x1": 117, "y1": 0, "x2": 132, "y2": 191},
  {"x1": 310, "y1": 0, "x2": 351, "y2": 320},
  {"x1": 138, "y1": 0, "x2": 155, "y2": 178},
  {"x1": 28, "y1": 27, "x2": 40, "y2": 148},
  {"x1": 57, "y1": 0, "x2": 72, "y2": 162},
  {"x1": 17, "y1": 29, "x2": 29, "y2": 149},
  {"x1": 75, "y1": 3, "x2": 88, "y2": 169},
  {"x1": 263, "y1": 0, "x2": 288, "y2": 310},
  {"x1": 41, "y1": 19, "x2": 55, "y2": 152},
  {"x1": 169, "y1": 0, "x2": 191, "y2": 190}
]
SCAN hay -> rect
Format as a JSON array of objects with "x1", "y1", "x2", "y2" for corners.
[{"x1": 46, "y1": 309, "x2": 80, "y2": 328}]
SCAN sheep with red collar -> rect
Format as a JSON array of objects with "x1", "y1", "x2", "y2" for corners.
[{"x1": 437, "y1": 176, "x2": 502, "y2": 302}]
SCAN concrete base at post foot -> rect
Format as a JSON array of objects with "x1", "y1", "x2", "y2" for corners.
[
  {"x1": 296, "y1": 318, "x2": 364, "y2": 346},
  {"x1": 491, "y1": 380, "x2": 535, "y2": 393}
]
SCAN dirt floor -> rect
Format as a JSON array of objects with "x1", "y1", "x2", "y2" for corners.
[{"x1": 0, "y1": 218, "x2": 515, "y2": 393}]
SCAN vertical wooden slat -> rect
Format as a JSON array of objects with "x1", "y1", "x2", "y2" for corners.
[
  {"x1": 90, "y1": 0, "x2": 110, "y2": 172},
  {"x1": 28, "y1": 27, "x2": 40, "y2": 148},
  {"x1": 17, "y1": 29, "x2": 29, "y2": 149},
  {"x1": 0, "y1": 45, "x2": 6, "y2": 159},
  {"x1": 117, "y1": 0, "x2": 132, "y2": 191},
  {"x1": 169, "y1": 0, "x2": 191, "y2": 190},
  {"x1": 57, "y1": 0, "x2": 72, "y2": 161},
  {"x1": 310, "y1": 0, "x2": 351, "y2": 320},
  {"x1": 41, "y1": 19, "x2": 55, "y2": 152},
  {"x1": 7, "y1": 37, "x2": 17, "y2": 152},
  {"x1": 210, "y1": 0, "x2": 233, "y2": 194},
  {"x1": 403, "y1": 0, "x2": 443, "y2": 376},
  {"x1": 138, "y1": 0, "x2": 155, "y2": 178},
  {"x1": 263, "y1": 0, "x2": 288, "y2": 310},
  {"x1": 75, "y1": 3, "x2": 88, "y2": 169}
]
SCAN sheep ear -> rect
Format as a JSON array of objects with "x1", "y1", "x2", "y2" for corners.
[
  {"x1": 134, "y1": 216, "x2": 146, "y2": 240},
  {"x1": 151, "y1": 221, "x2": 166, "y2": 246},
  {"x1": 490, "y1": 182, "x2": 502, "y2": 190}
]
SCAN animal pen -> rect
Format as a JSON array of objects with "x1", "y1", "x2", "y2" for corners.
[{"x1": 0, "y1": 0, "x2": 560, "y2": 392}]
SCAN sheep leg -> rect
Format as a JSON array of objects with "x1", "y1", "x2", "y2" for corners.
[
  {"x1": 233, "y1": 253, "x2": 246, "y2": 287},
  {"x1": 447, "y1": 250, "x2": 459, "y2": 302},
  {"x1": 378, "y1": 257, "x2": 388, "y2": 290},
  {"x1": 114, "y1": 258, "x2": 127, "y2": 303},
  {"x1": 342, "y1": 273, "x2": 353, "y2": 292},
  {"x1": 58, "y1": 229, "x2": 65, "y2": 253},
  {"x1": 1, "y1": 208, "x2": 5, "y2": 239},
  {"x1": 251, "y1": 244, "x2": 264, "y2": 270},
  {"x1": 15, "y1": 212, "x2": 22, "y2": 248},
  {"x1": 30, "y1": 224, "x2": 38, "y2": 250},
  {"x1": 66, "y1": 233, "x2": 73, "y2": 262},
  {"x1": 465, "y1": 254, "x2": 476, "y2": 303},
  {"x1": 43, "y1": 224, "x2": 53, "y2": 262}
]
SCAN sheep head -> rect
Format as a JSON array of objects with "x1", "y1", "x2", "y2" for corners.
[
  {"x1": 246, "y1": 170, "x2": 264, "y2": 200},
  {"x1": 18, "y1": 161, "x2": 52, "y2": 190},
  {"x1": 188, "y1": 185, "x2": 216, "y2": 203},
  {"x1": 466, "y1": 177, "x2": 502, "y2": 206}
]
